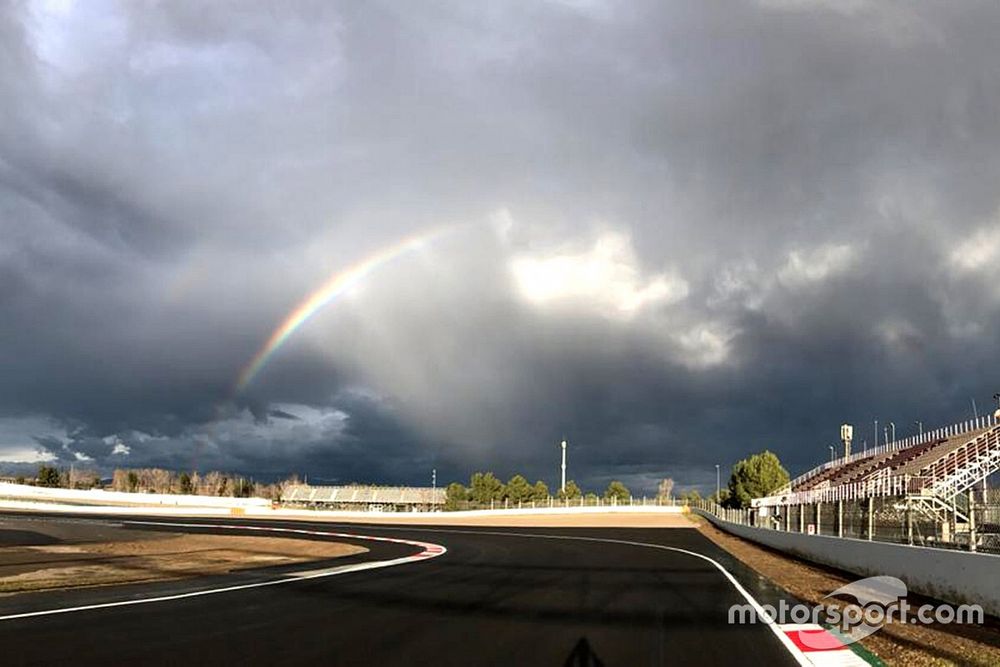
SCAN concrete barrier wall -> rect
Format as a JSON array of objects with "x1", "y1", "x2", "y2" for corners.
[
  {"x1": 0, "y1": 496, "x2": 684, "y2": 519},
  {"x1": 0, "y1": 482, "x2": 270, "y2": 508},
  {"x1": 695, "y1": 508, "x2": 1000, "y2": 617}
]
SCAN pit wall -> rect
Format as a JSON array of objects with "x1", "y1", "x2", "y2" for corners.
[{"x1": 694, "y1": 508, "x2": 1000, "y2": 617}]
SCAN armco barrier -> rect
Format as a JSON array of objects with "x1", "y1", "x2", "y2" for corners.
[{"x1": 695, "y1": 508, "x2": 1000, "y2": 617}]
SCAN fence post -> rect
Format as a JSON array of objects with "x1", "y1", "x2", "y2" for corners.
[
  {"x1": 867, "y1": 497, "x2": 874, "y2": 541},
  {"x1": 837, "y1": 499, "x2": 844, "y2": 538},
  {"x1": 969, "y1": 489, "x2": 977, "y2": 552},
  {"x1": 906, "y1": 496, "x2": 913, "y2": 545}
]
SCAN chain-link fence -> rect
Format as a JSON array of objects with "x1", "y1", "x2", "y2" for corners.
[{"x1": 444, "y1": 495, "x2": 678, "y2": 511}]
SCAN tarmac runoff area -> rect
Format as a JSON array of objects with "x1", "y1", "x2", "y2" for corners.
[{"x1": 0, "y1": 516, "x2": 366, "y2": 594}]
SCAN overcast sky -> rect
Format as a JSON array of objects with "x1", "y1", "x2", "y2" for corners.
[{"x1": 2, "y1": 0, "x2": 999, "y2": 493}]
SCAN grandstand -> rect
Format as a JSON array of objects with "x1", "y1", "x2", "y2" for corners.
[
  {"x1": 750, "y1": 413, "x2": 1000, "y2": 552},
  {"x1": 281, "y1": 484, "x2": 445, "y2": 512}
]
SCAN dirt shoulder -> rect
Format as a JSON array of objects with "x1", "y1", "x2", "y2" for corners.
[
  {"x1": 691, "y1": 515, "x2": 1000, "y2": 666},
  {"x1": 0, "y1": 521, "x2": 366, "y2": 594}
]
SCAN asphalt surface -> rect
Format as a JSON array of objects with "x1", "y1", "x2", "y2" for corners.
[{"x1": 0, "y1": 512, "x2": 802, "y2": 666}]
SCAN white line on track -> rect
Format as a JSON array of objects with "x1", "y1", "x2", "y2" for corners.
[
  {"x1": 0, "y1": 520, "x2": 447, "y2": 623},
  {"x1": 319, "y1": 525, "x2": 815, "y2": 666}
]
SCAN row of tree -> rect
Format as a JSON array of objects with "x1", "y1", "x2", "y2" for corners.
[
  {"x1": 28, "y1": 465, "x2": 291, "y2": 501},
  {"x1": 444, "y1": 472, "x2": 633, "y2": 509},
  {"x1": 28, "y1": 451, "x2": 789, "y2": 510},
  {"x1": 31, "y1": 465, "x2": 101, "y2": 489}
]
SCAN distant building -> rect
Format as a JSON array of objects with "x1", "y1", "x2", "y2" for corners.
[{"x1": 281, "y1": 484, "x2": 445, "y2": 512}]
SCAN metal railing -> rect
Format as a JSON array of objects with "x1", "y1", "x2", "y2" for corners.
[
  {"x1": 442, "y1": 496, "x2": 678, "y2": 511},
  {"x1": 753, "y1": 474, "x2": 919, "y2": 507},
  {"x1": 926, "y1": 426, "x2": 1000, "y2": 499},
  {"x1": 694, "y1": 496, "x2": 1000, "y2": 554}
]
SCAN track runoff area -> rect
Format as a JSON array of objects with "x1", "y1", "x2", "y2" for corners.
[{"x1": 0, "y1": 511, "x2": 868, "y2": 666}]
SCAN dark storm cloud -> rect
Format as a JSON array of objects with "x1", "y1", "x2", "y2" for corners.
[{"x1": 2, "y1": 1, "x2": 1000, "y2": 493}]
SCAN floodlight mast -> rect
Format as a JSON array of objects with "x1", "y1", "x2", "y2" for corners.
[
  {"x1": 840, "y1": 423, "x2": 853, "y2": 459},
  {"x1": 560, "y1": 438, "x2": 567, "y2": 493}
]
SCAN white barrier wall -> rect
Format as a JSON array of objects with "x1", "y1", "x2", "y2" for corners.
[
  {"x1": 0, "y1": 482, "x2": 270, "y2": 508},
  {"x1": 695, "y1": 509, "x2": 1000, "y2": 617}
]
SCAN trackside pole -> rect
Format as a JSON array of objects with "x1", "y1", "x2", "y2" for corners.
[
  {"x1": 906, "y1": 497, "x2": 913, "y2": 545},
  {"x1": 969, "y1": 489, "x2": 977, "y2": 552},
  {"x1": 867, "y1": 497, "x2": 875, "y2": 541}
]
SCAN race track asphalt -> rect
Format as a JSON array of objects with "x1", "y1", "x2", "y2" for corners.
[{"x1": 0, "y1": 513, "x2": 802, "y2": 666}]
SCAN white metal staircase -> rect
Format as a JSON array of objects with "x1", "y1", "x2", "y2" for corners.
[{"x1": 924, "y1": 423, "x2": 1000, "y2": 500}]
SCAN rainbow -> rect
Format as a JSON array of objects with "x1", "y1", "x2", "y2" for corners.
[{"x1": 236, "y1": 226, "x2": 454, "y2": 391}]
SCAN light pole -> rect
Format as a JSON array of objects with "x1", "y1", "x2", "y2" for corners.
[
  {"x1": 432, "y1": 468, "x2": 436, "y2": 491},
  {"x1": 889, "y1": 421, "x2": 896, "y2": 443},
  {"x1": 715, "y1": 464, "x2": 720, "y2": 502},
  {"x1": 914, "y1": 421, "x2": 923, "y2": 437},
  {"x1": 560, "y1": 438, "x2": 567, "y2": 493},
  {"x1": 874, "y1": 419, "x2": 878, "y2": 450},
  {"x1": 828, "y1": 445, "x2": 835, "y2": 462}
]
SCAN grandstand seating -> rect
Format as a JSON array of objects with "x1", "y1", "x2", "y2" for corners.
[
  {"x1": 769, "y1": 418, "x2": 999, "y2": 508},
  {"x1": 896, "y1": 428, "x2": 988, "y2": 477},
  {"x1": 280, "y1": 484, "x2": 445, "y2": 510},
  {"x1": 840, "y1": 438, "x2": 944, "y2": 483}
]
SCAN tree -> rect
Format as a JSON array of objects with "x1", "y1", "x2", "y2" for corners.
[
  {"x1": 37, "y1": 465, "x2": 61, "y2": 488},
  {"x1": 657, "y1": 478, "x2": 675, "y2": 501},
  {"x1": 200, "y1": 471, "x2": 226, "y2": 496},
  {"x1": 126, "y1": 471, "x2": 139, "y2": 493},
  {"x1": 557, "y1": 480, "x2": 582, "y2": 500},
  {"x1": 232, "y1": 477, "x2": 254, "y2": 498},
  {"x1": 445, "y1": 482, "x2": 468, "y2": 510},
  {"x1": 532, "y1": 480, "x2": 550, "y2": 501},
  {"x1": 505, "y1": 475, "x2": 532, "y2": 503},
  {"x1": 469, "y1": 472, "x2": 504, "y2": 504},
  {"x1": 709, "y1": 488, "x2": 731, "y2": 505},
  {"x1": 603, "y1": 480, "x2": 630, "y2": 503},
  {"x1": 678, "y1": 489, "x2": 702, "y2": 505},
  {"x1": 178, "y1": 472, "x2": 194, "y2": 495},
  {"x1": 726, "y1": 450, "x2": 790, "y2": 509}
]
